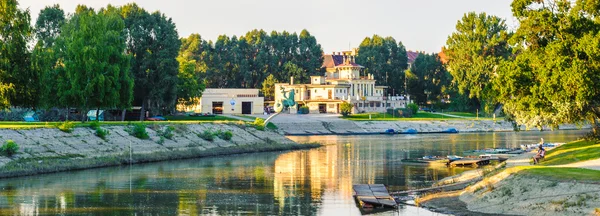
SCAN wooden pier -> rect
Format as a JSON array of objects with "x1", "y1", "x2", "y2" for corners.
[
  {"x1": 449, "y1": 158, "x2": 490, "y2": 167},
  {"x1": 352, "y1": 184, "x2": 397, "y2": 208}
]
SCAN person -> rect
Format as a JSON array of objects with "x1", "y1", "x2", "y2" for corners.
[{"x1": 533, "y1": 144, "x2": 546, "y2": 164}]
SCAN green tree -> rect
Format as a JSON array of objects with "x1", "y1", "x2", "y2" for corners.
[
  {"x1": 407, "y1": 53, "x2": 449, "y2": 105},
  {"x1": 357, "y1": 35, "x2": 408, "y2": 95},
  {"x1": 282, "y1": 62, "x2": 303, "y2": 84},
  {"x1": 444, "y1": 12, "x2": 511, "y2": 114},
  {"x1": 0, "y1": 0, "x2": 33, "y2": 108},
  {"x1": 261, "y1": 74, "x2": 278, "y2": 100},
  {"x1": 177, "y1": 34, "x2": 207, "y2": 107},
  {"x1": 33, "y1": 5, "x2": 65, "y2": 109},
  {"x1": 120, "y1": 3, "x2": 181, "y2": 119},
  {"x1": 56, "y1": 5, "x2": 133, "y2": 119},
  {"x1": 495, "y1": 0, "x2": 600, "y2": 133},
  {"x1": 340, "y1": 102, "x2": 353, "y2": 117}
]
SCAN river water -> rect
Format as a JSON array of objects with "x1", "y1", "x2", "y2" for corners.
[{"x1": 0, "y1": 130, "x2": 589, "y2": 215}]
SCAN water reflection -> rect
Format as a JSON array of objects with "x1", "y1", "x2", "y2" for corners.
[{"x1": 0, "y1": 130, "x2": 588, "y2": 215}]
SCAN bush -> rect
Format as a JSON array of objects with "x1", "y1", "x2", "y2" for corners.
[
  {"x1": 407, "y1": 103, "x2": 419, "y2": 114},
  {"x1": 130, "y1": 123, "x2": 149, "y2": 139},
  {"x1": 198, "y1": 130, "x2": 215, "y2": 141},
  {"x1": 386, "y1": 108, "x2": 413, "y2": 118},
  {"x1": 218, "y1": 130, "x2": 233, "y2": 141},
  {"x1": 158, "y1": 125, "x2": 175, "y2": 140},
  {"x1": 1, "y1": 140, "x2": 19, "y2": 156},
  {"x1": 95, "y1": 128, "x2": 110, "y2": 140},
  {"x1": 298, "y1": 106, "x2": 309, "y2": 114},
  {"x1": 58, "y1": 121, "x2": 75, "y2": 133},
  {"x1": 89, "y1": 121, "x2": 101, "y2": 130},
  {"x1": 252, "y1": 118, "x2": 265, "y2": 131},
  {"x1": 340, "y1": 102, "x2": 353, "y2": 116}
]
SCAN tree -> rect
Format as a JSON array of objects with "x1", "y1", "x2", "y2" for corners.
[
  {"x1": 55, "y1": 5, "x2": 133, "y2": 119},
  {"x1": 357, "y1": 35, "x2": 408, "y2": 95},
  {"x1": 120, "y1": 3, "x2": 181, "y2": 119},
  {"x1": 407, "y1": 53, "x2": 450, "y2": 105},
  {"x1": 444, "y1": 12, "x2": 511, "y2": 114},
  {"x1": 0, "y1": 0, "x2": 33, "y2": 108},
  {"x1": 261, "y1": 74, "x2": 278, "y2": 100},
  {"x1": 33, "y1": 5, "x2": 65, "y2": 109},
  {"x1": 495, "y1": 0, "x2": 600, "y2": 133},
  {"x1": 177, "y1": 34, "x2": 207, "y2": 107},
  {"x1": 282, "y1": 62, "x2": 303, "y2": 83},
  {"x1": 340, "y1": 101, "x2": 353, "y2": 117}
]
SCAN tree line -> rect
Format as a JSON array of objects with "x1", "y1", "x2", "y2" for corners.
[{"x1": 444, "y1": 0, "x2": 600, "y2": 134}]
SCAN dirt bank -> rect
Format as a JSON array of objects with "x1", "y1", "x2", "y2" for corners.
[{"x1": 0, "y1": 123, "x2": 317, "y2": 178}]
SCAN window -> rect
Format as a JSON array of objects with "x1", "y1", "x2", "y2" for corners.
[
  {"x1": 358, "y1": 103, "x2": 362, "y2": 107},
  {"x1": 376, "y1": 102, "x2": 381, "y2": 107},
  {"x1": 314, "y1": 89, "x2": 317, "y2": 93},
  {"x1": 386, "y1": 103, "x2": 391, "y2": 107}
]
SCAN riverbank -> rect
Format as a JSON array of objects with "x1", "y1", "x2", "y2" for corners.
[
  {"x1": 420, "y1": 139, "x2": 600, "y2": 216},
  {"x1": 0, "y1": 123, "x2": 319, "y2": 178},
  {"x1": 267, "y1": 114, "x2": 588, "y2": 135}
]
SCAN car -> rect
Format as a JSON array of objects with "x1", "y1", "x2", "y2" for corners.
[
  {"x1": 420, "y1": 107, "x2": 436, "y2": 112},
  {"x1": 146, "y1": 116, "x2": 166, "y2": 121}
]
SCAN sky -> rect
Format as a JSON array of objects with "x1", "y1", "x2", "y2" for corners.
[{"x1": 18, "y1": 0, "x2": 516, "y2": 53}]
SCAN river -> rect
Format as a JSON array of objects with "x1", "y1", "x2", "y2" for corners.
[{"x1": 0, "y1": 130, "x2": 589, "y2": 215}]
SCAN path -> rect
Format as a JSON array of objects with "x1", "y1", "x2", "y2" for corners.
[
  {"x1": 429, "y1": 112, "x2": 472, "y2": 119},
  {"x1": 553, "y1": 158, "x2": 600, "y2": 170}
]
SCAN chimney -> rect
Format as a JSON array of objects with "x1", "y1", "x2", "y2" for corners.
[{"x1": 290, "y1": 76, "x2": 294, "y2": 85}]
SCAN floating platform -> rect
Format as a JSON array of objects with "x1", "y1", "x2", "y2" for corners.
[
  {"x1": 449, "y1": 158, "x2": 490, "y2": 167},
  {"x1": 352, "y1": 184, "x2": 397, "y2": 208}
]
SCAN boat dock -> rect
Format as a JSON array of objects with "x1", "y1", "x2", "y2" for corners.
[
  {"x1": 449, "y1": 158, "x2": 490, "y2": 167},
  {"x1": 352, "y1": 184, "x2": 397, "y2": 208}
]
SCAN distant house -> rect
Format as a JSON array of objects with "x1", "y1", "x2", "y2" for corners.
[
  {"x1": 177, "y1": 89, "x2": 264, "y2": 115},
  {"x1": 407, "y1": 50, "x2": 421, "y2": 69},
  {"x1": 274, "y1": 51, "x2": 408, "y2": 114}
]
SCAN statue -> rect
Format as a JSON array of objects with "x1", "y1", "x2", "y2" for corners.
[{"x1": 274, "y1": 86, "x2": 296, "y2": 113}]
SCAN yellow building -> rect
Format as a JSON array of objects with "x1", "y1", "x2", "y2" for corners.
[
  {"x1": 274, "y1": 51, "x2": 408, "y2": 114},
  {"x1": 178, "y1": 88, "x2": 264, "y2": 115}
]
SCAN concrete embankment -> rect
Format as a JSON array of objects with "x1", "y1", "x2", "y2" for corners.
[
  {"x1": 269, "y1": 114, "x2": 588, "y2": 135},
  {"x1": 0, "y1": 123, "x2": 316, "y2": 178}
]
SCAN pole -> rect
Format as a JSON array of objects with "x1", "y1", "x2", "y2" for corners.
[{"x1": 477, "y1": 109, "x2": 479, "y2": 120}]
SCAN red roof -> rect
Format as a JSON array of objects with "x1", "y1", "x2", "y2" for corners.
[
  {"x1": 407, "y1": 51, "x2": 420, "y2": 64},
  {"x1": 322, "y1": 54, "x2": 363, "y2": 68}
]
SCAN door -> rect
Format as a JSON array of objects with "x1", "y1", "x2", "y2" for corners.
[
  {"x1": 319, "y1": 104, "x2": 326, "y2": 113},
  {"x1": 212, "y1": 102, "x2": 223, "y2": 114},
  {"x1": 242, "y1": 102, "x2": 252, "y2": 114},
  {"x1": 328, "y1": 90, "x2": 332, "y2": 99}
]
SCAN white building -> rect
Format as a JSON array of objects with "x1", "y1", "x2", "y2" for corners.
[
  {"x1": 178, "y1": 88, "x2": 264, "y2": 115},
  {"x1": 274, "y1": 51, "x2": 408, "y2": 114}
]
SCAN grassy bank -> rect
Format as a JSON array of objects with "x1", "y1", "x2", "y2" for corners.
[
  {"x1": 342, "y1": 112, "x2": 461, "y2": 121},
  {"x1": 539, "y1": 139, "x2": 600, "y2": 165},
  {"x1": 518, "y1": 167, "x2": 600, "y2": 182},
  {"x1": 0, "y1": 142, "x2": 321, "y2": 178}
]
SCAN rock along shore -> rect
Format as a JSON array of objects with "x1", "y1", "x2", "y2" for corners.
[{"x1": 0, "y1": 123, "x2": 316, "y2": 178}]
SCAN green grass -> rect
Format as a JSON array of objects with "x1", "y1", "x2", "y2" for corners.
[
  {"x1": 446, "y1": 112, "x2": 477, "y2": 118},
  {"x1": 342, "y1": 112, "x2": 461, "y2": 121},
  {"x1": 164, "y1": 115, "x2": 238, "y2": 121},
  {"x1": 518, "y1": 167, "x2": 600, "y2": 182},
  {"x1": 539, "y1": 140, "x2": 600, "y2": 165}
]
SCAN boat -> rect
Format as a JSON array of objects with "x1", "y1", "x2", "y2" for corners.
[
  {"x1": 381, "y1": 129, "x2": 396, "y2": 134},
  {"x1": 353, "y1": 184, "x2": 397, "y2": 210},
  {"x1": 401, "y1": 156, "x2": 449, "y2": 164},
  {"x1": 442, "y1": 128, "x2": 459, "y2": 133},
  {"x1": 401, "y1": 128, "x2": 418, "y2": 134}
]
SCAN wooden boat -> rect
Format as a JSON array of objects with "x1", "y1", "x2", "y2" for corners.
[{"x1": 353, "y1": 184, "x2": 397, "y2": 209}]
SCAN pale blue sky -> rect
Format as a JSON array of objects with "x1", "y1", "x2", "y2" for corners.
[{"x1": 19, "y1": 0, "x2": 515, "y2": 53}]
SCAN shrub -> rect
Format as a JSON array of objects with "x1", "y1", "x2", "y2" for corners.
[
  {"x1": 130, "y1": 123, "x2": 149, "y2": 139},
  {"x1": 198, "y1": 130, "x2": 215, "y2": 141},
  {"x1": 0, "y1": 140, "x2": 19, "y2": 156},
  {"x1": 89, "y1": 121, "x2": 101, "y2": 130},
  {"x1": 95, "y1": 128, "x2": 110, "y2": 140},
  {"x1": 158, "y1": 125, "x2": 175, "y2": 140},
  {"x1": 58, "y1": 121, "x2": 75, "y2": 133},
  {"x1": 340, "y1": 102, "x2": 353, "y2": 117},
  {"x1": 219, "y1": 130, "x2": 233, "y2": 140},
  {"x1": 157, "y1": 136, "x2": 165, "y2": 145},
  {"x1": 407, "y1": 103, "x2": 419, "y2": 114},
  {"x1": 252, "y1": 118, "x2": 265, "y2": 131},
  {"x1": 298, "y1": 106, "x2": 309, "y2": 114}
]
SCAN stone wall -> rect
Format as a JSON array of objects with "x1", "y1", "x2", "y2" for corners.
[{"x1": 0, "y1": 123, "x2": 305, "y2": 178}]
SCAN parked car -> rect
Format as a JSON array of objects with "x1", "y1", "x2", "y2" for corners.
[
  {"x1": 420, "y1": 107, "x2": 436, "y2": 112},
  {"x1": 146, "y1": 116, "x2": 166, "y2": 121}
]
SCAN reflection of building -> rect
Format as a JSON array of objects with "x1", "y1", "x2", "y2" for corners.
[
  {"x1": 274, "y1": 51, "x2": 408, "y2": 114},
  {"x1": 177, "y1": 88, "x2": 264, "y2": 114}
]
